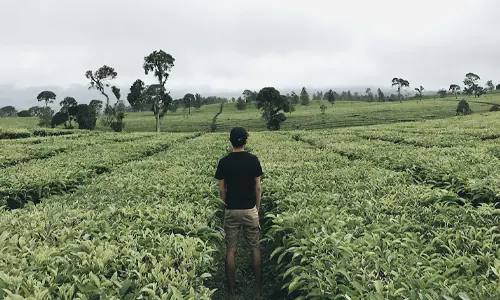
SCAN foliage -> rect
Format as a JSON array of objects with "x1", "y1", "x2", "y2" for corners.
[
  {"x1": 183, "y1": 93, "x2": 195, "y2": 115},
  {"x1": 490, "y1": 104, "x2": 500, "y2": 112},
  {"x1": 37, "y1": 91, "x2": 57, "y2": 108},
  {"x1": 414, "y1": 86, "x2": 424, "y2": 101},
  {"x1": 27, "y1": 106, "x2": 45, "y2": 117},
  {"x1": 127, "y1": 79, "x2": 146, "y2": 110},
  {"x1": 75, "y1": 104, "x2": 97, "y2": 130},
  {"x1": 256, "y1": 87, "x2": 289, "y2": 130},
  {"x1": 51, "y1": 111, "x2": 68, "y2": 128},
  {"x1": 486, "y1": 80, "x2": 494, "y2": 92},
  {"x1": 463, "y1": 72, "x2": 482, "y2": 97},
  {"x1": 0, "y1": 106, "x2": 17, "y2": 117},
  {"x1": 377, "y1": 88, "x2": 386, "y2": 102},
  {"x1": 112, "y1": 86, "x2": 121, "y2": 102},
  {"x1": 327, "y1": 89, "x2": 336, "y2": 105},
  {"x1": 236, "y1": 97, "x2": 247, "y2": 111},
  {"x1": 143, "y1": 49, "x2": 175, "y2": 132},
  {"x1": 496, "y1": 84, "x2": 500, "y2": 90},
  {"x1": 456, "y1": 99, "x2": 472, "y2": 115},
  {"x1": 89, "y1": 100, "x2": 103, "y2": 115},
  {"x1": 194, "y1": 93, "x2": 203, "y2": 109},
  {"x1": 391, "y1": 78, "x2": 410, "y2": 102},
  {"x1": 242, "y1": 90, "x2": 257, "y2": 103},
  {"x1": 37, "y1": 108, "x2": 55, "y2": 127},
  {"x1": 300, "y1": 87, "x2": 310, "y2": 106},
  {"x1": 437, "y1": 89, "x2": 448, "y2": 98},
  {"x1": 290, "y1": 91, "x2": 299, "y2": 105},
  {"x1": 449, "y1": 84, "x2": 461, "y2": 99},
  {"x1": 364, "y1": 88, "x2": 373, "y2": 102},
  {"x1": 17, "y1": 110, "x2": 31, "y2": 117},
  {"x1": 85, "y1": 65, "x2": 118, "y2": 108}
]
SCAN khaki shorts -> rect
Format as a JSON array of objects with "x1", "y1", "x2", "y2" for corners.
[{"x1": 224, "y1": 206, "x2": 261, "y2": 248}]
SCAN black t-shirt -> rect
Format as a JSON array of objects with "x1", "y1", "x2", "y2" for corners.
[{"x1": 214, "y1": 152, "x2": 263, "y2": 209}]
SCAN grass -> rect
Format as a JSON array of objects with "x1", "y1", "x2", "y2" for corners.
[{"x1": 2, "y1": 94, "x2": 500, "y2": 133}]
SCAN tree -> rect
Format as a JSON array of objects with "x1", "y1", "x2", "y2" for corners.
[
  {"x1": 89, "y1": 100, "x2": 104, "y2": 115},
  {"x1": 127, "y1": 79, "x2": 146, "y2": 110},
  {"x1": 300, "y1": 87, "x2": 310, "y2": 106},
  {"x1": 319, "y1": 104, "x2": 327, "y2": 114},
  {"x1": 283, "y1": 94, "x2": 295, "y2": 115},
  {"x1": 28, "y1": 106, "x2": 45, "y2": 117},
  {"x1": 290, "y1": 92, "x2": 299, "y2": 105},
  {"x1": 17, "y1": 110, "x2": 31, "y2": 117},
  {"x1": 183, "y1": 93, "x2": 195, "y2": 115},
  {"x1": 463, "y1": 73, "x2": 480, "y2": 97},
  {"x1": 0, "y1": 106, "x2": 17, "y2": 117},
  {"x1": 112, "y1": 86, "x2": 121, "y2": 102},
  {"x1": 449, "y1": 84, "x2": 461, "y2": 99},
  {"x1": 37, "y1": 91, "x2": 57, "y2": 108},
  {"x1": 143, "y1": 49, "x2": 175, "y2": 132},
  {"x1": 347, "y1": 90, "x2": 352, "y2": 101},
  {"x1": 59, "y1": 96, "x2": 78, "y2": 128},
  {"x1": 365, "y1": 88, "x2": 374, "y2": 102},
  {"x1": 194, "y1": 93, "x2": 202, "y2": 109},
  {"x1": 75, "y1": 104, "x2": 97, "y2": 130},
  {"x1": 437, "y1": 89, "x2": 448, "y2": 98},
  {"x1": 327, "y1": 89, "x2": 336, "y2": 105},
  {"x1": 51, "y1": 112, "x2": 67, "y2": 128},
  {"x1": 486, "y1": 80, "x2": 494, "y2": 92},
  {"x1": 256, "y1": 87, "x2": 288, "y2": 130},
  {"x1": 414, "y1": 86, "x2": 424, "y2": 102},
  {"x1": 377, "y1": 88, "x2": 386, "y2": 102},
  {"x1": 496, "y1": 84, "x2": 500, "y2": 90},
  {"x1": 242, "y1": 90, "x2": 257, "y2": 103},
  {"x1": 391, "y1": 78, "x2": 410, "y2": 103},
  {"x1": 85, "y1": 65, "x2": 117, "y2": 109},
  {"x1": 236, "y1": 97, "x2": 247, "y2": 111}
]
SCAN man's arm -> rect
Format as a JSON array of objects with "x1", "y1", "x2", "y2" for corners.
[
  {"x1": 255, "y1": 176, "x2": 262, "y2": 211},
  {"x1": 219, "y1": 179, "x2": 226, "y2": 205}
]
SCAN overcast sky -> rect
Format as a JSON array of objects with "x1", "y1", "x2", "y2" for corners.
[{"x1": 1, "y1": 0, "x2": 499, "y2": 107}]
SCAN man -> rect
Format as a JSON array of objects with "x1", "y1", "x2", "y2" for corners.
[{"x1": 215, "y1": 127, "x2": 263, "y2": 296}]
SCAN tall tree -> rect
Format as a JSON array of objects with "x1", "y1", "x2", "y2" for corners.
[
  {"x1": 194, "y1": 93, "x2": 202, "y2": 109},
  {"x1": 59, "y1": 96, "x2": 78, "y2": 127},
  {"x1": 143, "y1": 49, "x2": 175, "y2": 132},
  {"x1": 28, "y1": 106, "x2": 45, "y2": 117},
  {"x1": 496, "y1": 84, "x2": 500, "y2": 90},
  {"x1": 449, "y1": 84, "x2": 461, "y2": 99},
  {"x1": 183, "y1": 93, "x2": 195, "y2": 115},
  {"x1": 300, "y1": 87, "x2": 310, "y2": 106},
  {"x1": 463, "y1": 73, "x2": 480, "y2": 97},
  {"x1": 127, "y1": 79, "x2": 146, "y2": 110},
  {"x1": 85, "y1": 65, "x2": 117, "y2": 109},
  {"x1": 242, "y1": 90, "x2": 257, "y2": 103},
  {"x1": 327, "y1": 89, "x2": 336, "y2": 105},
  {"x1": 391, "y1": 78, "x2": 410, "y2": 103},
  {"x1": 365, "y1": 88, "x2": 374, "y2": 102},
  {"x1": 486, "y1": 80, "x2": 494, "y2": 92},
  {"x1": 347, "y1": 90, "x2": 352, "y2": 101},
  {"x1": 377, "y1": 88, "x2": 386, "y2": 102},
  {"x1": 89, "y1": 100, "x2": 104, "y2": 115},
  {"x1": 290, "y1": 91, "x2": 299, "y2": 105},
  {"x1": 236, "y1": 97, "x2": 247, "y2": 111},
  {"x1": 256, "y1": 87, "x2": 288, "y2": 130},
  {"x1": 37, "y1": 91, "x2": 57, "y2": 108},
  {"x1": 414, "y1": 86, "x2": 424, "y2": 102}
]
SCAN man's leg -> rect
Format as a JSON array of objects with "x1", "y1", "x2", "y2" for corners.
[
  {"x1": 251, "y1": 247, "x2": 262, "y2": 294},
  {"x1": 226, "y1": 247, "x2": 237, "y2": 295}
]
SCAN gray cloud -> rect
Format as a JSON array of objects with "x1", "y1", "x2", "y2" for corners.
[{"x1": 1, "y1": 0, "x2": 499, "y2": 109}]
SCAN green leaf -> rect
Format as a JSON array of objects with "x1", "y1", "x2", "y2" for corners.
[
  {"x1": 288, "y1": 276, "x2": 302, "y2": 295},
  {"x1": 170, "y1": 286, "x2": 183, "y2": 300}
]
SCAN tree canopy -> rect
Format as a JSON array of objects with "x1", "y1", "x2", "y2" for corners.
[
  {"x1": 37, "y1": 91, "x2": 57, "y2": 107},
  {"x1": 85, "y1": 65, "x2": 117, "y2": 108},
  {"x1": 256, "y1": 87, "x2": 288, "y2": 130}
]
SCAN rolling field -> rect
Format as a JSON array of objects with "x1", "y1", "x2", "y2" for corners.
[
  {"x1": 1, "y1": 95, "x2": 500, "y2": 133},
  {"x1": 1, "y1": 111, "x2": 499, "y2": 299}
]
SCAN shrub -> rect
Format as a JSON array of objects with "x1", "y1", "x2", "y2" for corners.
[
  {"x1": 490, "y1": 105, "x2": 500, "y2": 112},
  {"x1": 456, "y1": 99, "x2": 472, "y2": 115},
  {"x1": 51, "y1": 112, "x2": 67, "y2": 128},
  {"x1": 17, "y1": 110, "x2": 31, "y2": 117},
  {"x1": 75, "y1": 104, "x2": 97, "y2": 130}
]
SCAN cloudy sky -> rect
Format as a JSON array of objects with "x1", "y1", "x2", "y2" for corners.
[{"x1": 1, "y1": 0, "x2": 498, "y2": 108}]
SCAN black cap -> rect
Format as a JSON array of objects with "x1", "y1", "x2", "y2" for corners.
[{"x1": 230, "y1": 127, "x2": 248, "y2": 145}]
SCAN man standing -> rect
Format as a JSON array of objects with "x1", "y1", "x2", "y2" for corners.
[{"x1": 215, "y1": 127, "x2": 263, "y2": 296}]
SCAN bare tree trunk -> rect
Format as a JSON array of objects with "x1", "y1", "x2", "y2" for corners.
[{"x1": 156, "y1": 114, "x2": 161, "y2": 132}]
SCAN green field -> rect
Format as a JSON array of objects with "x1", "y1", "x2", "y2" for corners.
[
  {"x1": 1, "y1": 95, "x2": 500, "y2": 133},
  {"x1": 1, "y1": 109, "x2": 499, "y2": 299}
]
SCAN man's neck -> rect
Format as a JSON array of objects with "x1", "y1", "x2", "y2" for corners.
[{"x1": 232, "y1": 147, "x2": 245, "y2": 152}]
